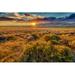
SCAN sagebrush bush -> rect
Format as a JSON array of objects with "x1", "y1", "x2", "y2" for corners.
[
  {"x1": 50, "y1": 34, "x2": 60, "y2": 40},
  {"x1": 6, "y1": 36, "x2": 17, "y2": 41},
  {"x1": 54, "y1": 45, "x2": 73, "y2": 62},
  {"x1": 21, "y1": 41, "x2": 52, "y2": 62},
  {"x1": 50, "y1": 34, "x2": 61, "y2": 44}
]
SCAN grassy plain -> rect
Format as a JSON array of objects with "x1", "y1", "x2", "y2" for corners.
[{"x1": 0, "y1": 26, "x2": 75, "y2": 62}]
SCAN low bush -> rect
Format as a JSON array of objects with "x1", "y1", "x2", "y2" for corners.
[
  {"x1": 6, "y1": 36, "x2": 17, "y2": 41},
  {"x1": 54, "y1": 45, "x2": 73, "y2": 62}
]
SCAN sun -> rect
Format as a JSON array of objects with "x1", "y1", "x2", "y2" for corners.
[{"x1": 31, "y1": 22, "x2": 36, "y2": 26}]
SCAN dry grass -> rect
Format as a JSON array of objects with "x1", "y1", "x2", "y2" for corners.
[{"x1": 0, "y1": 26, "x2": 75, "y2": 62}]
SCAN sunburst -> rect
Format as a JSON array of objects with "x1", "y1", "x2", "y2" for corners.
[{"x1": 31, "y1": 22, "x2": 36, "y2": 26}]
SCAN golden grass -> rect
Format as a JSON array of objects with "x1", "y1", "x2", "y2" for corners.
[{"x1": 0, "y1": 26, "x2": 74, "y2": 62}]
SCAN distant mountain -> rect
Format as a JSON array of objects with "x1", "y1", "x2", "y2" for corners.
[
  {"x1": 0, "y1": 13, "x2": 75, "y2": 22},
  {"x1": 67, "y1": 14, "x2": 75, "y2": 19},
  {"x1": 0, "y1": 17, "x2": 14, "y2": 21},
  {"x1": 57, "y1": 14, "x2": 75, "y2": 21}
]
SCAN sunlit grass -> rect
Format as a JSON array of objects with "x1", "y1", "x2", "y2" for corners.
[{"x1": 0, "y1": 26, "x2": 74, "y2": 62}]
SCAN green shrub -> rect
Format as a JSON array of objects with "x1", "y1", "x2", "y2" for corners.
[
  {"x1": 51, "y1": 39, "x2": 61, "y2": 44},
  {"x1": 50, "y1": 34, "x2": 61, "y2": 44},
  {"x1": 50, "y1": 34, "x2": 60, "y2": 40},
  {"x1": 53, "y1": 45, "x2": 73, "y2": 62}
]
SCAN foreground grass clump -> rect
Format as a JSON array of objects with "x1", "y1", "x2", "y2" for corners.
[
  {"x1": 21, "y1": 41, "x2": 52, "y2": 62},
  {"x1": 54, "y1": 45, "x2": 73, "y2": 62},
  {"x1": 21, "y1": 40, "x2": 73, "y2": 62}
]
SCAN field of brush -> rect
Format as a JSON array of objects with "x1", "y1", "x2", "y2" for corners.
[{"x1": 0, "y1": 26, "x2": 75, "y2": 62}]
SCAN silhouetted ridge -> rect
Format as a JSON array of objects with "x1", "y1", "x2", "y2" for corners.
[
  {"x1": 68, "y1": 14, "x2": 75, "y2": 19},
  {"x1": 0, "y1": 17, "x2": 14, "y2": 21}
]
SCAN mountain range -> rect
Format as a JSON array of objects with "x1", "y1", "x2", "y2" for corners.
[{"x1": 0, "y1": 13, "x2": 75, "y2": 21}]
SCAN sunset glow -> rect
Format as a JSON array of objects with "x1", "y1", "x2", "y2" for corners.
[{"x1": 31, "y1": 22, "x2": 36, "y2": 26}]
